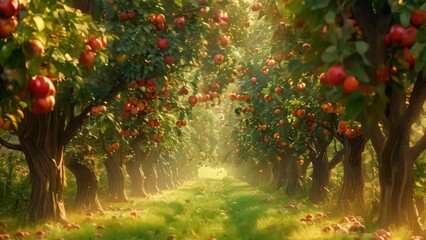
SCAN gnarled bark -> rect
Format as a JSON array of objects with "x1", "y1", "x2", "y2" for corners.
[
  {"x1": 339, "y1": 135, "x2": 367, "y2": 214},
  {"x1": 285, "y1": 155, "x2": 301, "y2": 196},
  {"x1": 103, "y1": 153, "x2": 128, "y2": 202},
  {"x1": 65, "y1": 156, "x2": 103, "y2": 213}
]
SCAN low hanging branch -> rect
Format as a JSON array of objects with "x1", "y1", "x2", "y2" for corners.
[
  {"x1": 402, "y1": 73, "x2": 426, "y2": 127},
  {"x1": 0, "y1": 136, "x2": 22, "y2": 151}
]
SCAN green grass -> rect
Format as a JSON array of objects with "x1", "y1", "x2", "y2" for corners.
[{"x1": 0, "y1": 178, "x2": 416, "y2": 239}]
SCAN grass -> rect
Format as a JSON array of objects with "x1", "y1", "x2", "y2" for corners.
[{"x1": 0, "y1": 177, "x2": 417, "y2": 240}]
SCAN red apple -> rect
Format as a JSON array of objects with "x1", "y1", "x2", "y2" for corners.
[
  {"x1": 403, "y1": 47, "x2": 415, "y2": 68},
  {"x1": 156, "y1": 38, "x2": 168, "y2": 49},
  {"x1": 401, "y1": 26, "x2": 417, "y2": 47},
  {"x1": 326, "y1": 65, "x2": 347, "y2": 85},
  {"x1": 251, "y1": 2, "x2": 262, "y2": 11},
  {"x1": 0, "y1": 0, "x2": 20, "y2": 19},
  {"x1": 163, "y1": 55, "x2": 174, "y2": 65},
  {"x1": 389, "y1": 24, "x2": 405, "y2": 44},
  {"x1": 344, "y1": 129, "x2": 356, "y2": 139},
  {"x1": 188, "y1": 95, "x2": 198, "y2": 105},
  {"x1": 174, "y1": 17, "x2": 185, "y2": 28},
  {"x1": 80, "y1": 50, "x2": 96, "y2": 67},
  {"x1": 214, "y1": 53, "x2": 224, "y2": 64},
  {"x1": 343, "y1": 76, "x2": 359, "y2": 93},
  {"x1": 211, "y1": 83, "x2": 220, "y2": 92},
  {"x1": 410, "y1": 10, "x2": 424, "y2": 27},
  {"x1": 87, "y1": 37, "x2": 103, "y2": 52},
  {"x1": 319, "y1": 72, "x2": 329, "y2": 85},
  {"x1": 29, "y1": 39, "x2": 44, "y2": 54},
  {"x1": 29, "y1": 75, "x2": 55, "y2": 98},
  {"x1": 0, "y1": 16, "x2": 17, "y2": 37},
  {"x1": 31, "y1": 96, "x2": 55, "y2": 114},
  {"x1": 156, "y1": 23, "x2": 165, "y2": 31},
  {"x1": 180, "y1": 86, "x2": 189, "y2": 95},
  {"x1": 145, "y1": 78, "x2": 156, "y2": 92}
]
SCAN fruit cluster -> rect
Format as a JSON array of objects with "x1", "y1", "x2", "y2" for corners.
[
  {"x1": 320, "y1": 66, "x2": 360, "y2": 94},
  {"x1": 80, "y1": 36, "x2": 106, "y2": 67},
  {"x1": 120, "y1": 9, "x2": 136, "y2": 24},
  {"x1": 0, "y1": 0, "x2": 20, "y2": 38},
  {"x1": 28, "y1": 75, "x2": 56, "y2": 114},
  {"x1": 385, "y1": 10, "x2": 425, "y2": 68},
  {"x1": 149, "y1": 13, "x2": 166, "y2": 31}
]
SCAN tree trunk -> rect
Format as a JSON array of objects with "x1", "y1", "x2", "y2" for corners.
[
  {"x1": 285, "y1": 155, "x2": 301, "y2": 196},
  {"x1": 156, "y1": 162, "x2": 168, "y2": 191},
  {"x1": 170, "y1": 161, "x2": 180, "y2": 186},
  {"x1": 103, "y1": 154, "x2": 128, "y2": 202},
  {"x1": 164, "y1": 163, "x2": 175, "y2": 189},
  {"x1": 310, "y1": 149, "x2": 330, "y2": 203},
  {"x1": 270, "y1": 160, "x2": 283, "y2": 190},
  {"x1": 339, "y1": 135, "x2": 367, "y2": 214},
  {"x1": 379, "y1": 128, "x2": 422, "y2": 232},
  {"x1": 125, "y1": 158, "x2": 147, "y2": 198},
  {"x1": 65, "y1": 156, "x2": 103, "y2": 213},
  {"x1": 18, "y1": 110, "x2": 68, "y2": 223},
  {"x1": 142, "y1": 153, "x2": 159, "y2": 194}
]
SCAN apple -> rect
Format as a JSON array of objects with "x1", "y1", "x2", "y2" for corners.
[
  {"x1": 326, "y1": 65, "x2": 347, "y2": 85},
  {"x1": 0, "y1": 16, "x2": 17, "y2": 37},
  {"x1": 174, "y1": 17, "x2": 185, "y2": 28},
  {"x1": 156, "y1": 38, "x2": 168, "y2": 49},
  {"x1": 219, "y1": 36, "x2": 229, "y2": 46},
  {"x1": 120, "y1": 11, "x2": 128, "y2": 21},
  {"x1": 403, "y1": 47, "x2": 415, "y2": 68},
  {"x1": 214, "y1": 53, "x2": 224, "y2": 64},
  {"x1": 344, "y1": 129, "x2": 356, "y2": 139},
  {"x1": 389, "y1": 24, "x2": 405, "y2": 44},
  {"x1": 31, "y1": 96, "x2": 55, "y2": 114},
  {"x1": 343, "y1": 75, "x2": 359, "y2": 93},
  {"x1": 127, "y1": 10, "x2": 135, "y2": 19},
  {"x1": 80, "y1": 50, "x2": 96, "y2": 67},
  {"x1": 156, "y1": 14, "x2": 166, "y2": 23},
  {"x1": 188, "y1": 95, "x2": 197, "y2": 105},
  {"x1": 211, "y1": 83, "x2": 220, "y2": 92},
  {"x1": 401, "y1": 26, "x2": 417, "y2": 47},
  {"x1": 251, "y1": 2, "x2": 262, "y2": 11},
  {"x1": 384, "y1": 33, "x2": 392, "y2": 48},
  {"x1": 410, "y1": 10, "x2": 424, "y2": 27},
  {"x1": 0, "y1": 0, "x2": 20, "y2": 19},
  {"x1": 29, "y1": 39, "x2": 44, "y2": 55},
  {"x1": 163, "y1": 55, "x2": 174, "y2": 65},
  {"x1": 29, "y1": 75, "x2": 55, "y2": 98},
  {"x1": 87, "y1": 37, "x2": 103, "y2": 52},
  {"x1": 156, "y1": 23, "x2": 165, "y2": 31},
  {"x1": 180, "y1": 86, "x2": 189, "y2": 95},
  {"x1": 319, "y1": 72, "x2": 329, "y2": 85}
]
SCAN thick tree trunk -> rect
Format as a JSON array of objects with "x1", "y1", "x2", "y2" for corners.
[
  {"x1": 65, "y1": 157, "x2": 103, "y2": 213},
  {"x1": 156, "y1": 162, "x2": 168, "y2": 191},
  {"x1": 103, "y1": 155, "x2": 128, "y2": 202},
  {"x1": 339, "y1": 135, "x2": 367, "y2": 214},
  {"x1": 125, "y1": 158, "x2": 147, "y2": 198},
  {"x1": 142, "y1": 153, "x2": 159, "y2": 194},
  {"x1": 18, "y1": 110, "x2": 67, "y2": 223},
  {"x1": 379, "y1": 128, "x2": 422, "y2": 232},
  {"x1": 310, "y1": 149, "x2": 330, "y2": 203},
  {"x1": 270, "y1": 160, "x2": 283, "y2": 190},
  {"x1": 285, "y1": 155, "x2": 301, "y2": 196}
]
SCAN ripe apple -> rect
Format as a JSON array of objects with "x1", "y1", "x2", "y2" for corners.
[
  {"x1": 156, "y1": 23, "x2": 165, "y2": 31},
  {"x1": 127, "y1": 10, "x2": 135, "y2": 19},
  {"x1": 163, "y1": 54, "x2": 174, "y2": 65},
  {"x1": 343, "y1": 75, "x2": 359, "y2": 93},
  {"x1": 156, "y1": 38, "x2": 168, "y2": 49},
  {"x1": 410, "y1": 10, "x2": 424, "y2": 27},
  {"x1": 87, "y1": 37, "x2": 103, "y2": 52},
  {"x1": 188, "y1": 95, "x2": 198, "y2": 105},
  {"x1": 29, "y1": 75, "x2": 55, "y2": 98},
  {"x1": 326, "y1": 65, "x2": 347, "y2": 85},
  {"x1": 219, "y1": 36, "x2": 229, "y2": 46},
  {"x1": 389, "y1": 24, "x2": 405, "y2": 44},
  {"x1": 156, "y1": 14, "x2": 166, "y2": 23},
  {"x1": 174, "y1": 17, "x2": 185, "y2": 28},
  {"x1": 80, "y1": 50, "x2": 96, "y2": 67},
  {"x1": 403, "y1": 47, "x2": 415, "y2": 68},
  {"x1": 302, "y1": 43, "x2": 310, "y2": 50},
  {"x1": 344, "y1": 129, "x2": 356, "y2": 139},
  {"x1": 0, "y1": 0, "x2": 20, "y2": 19},
  {"x1": 31, "y1": 96, "x2": 55, "y2": 114},
  {"x1": 180, "y1": 86, "x2": 189, "y2": 95},
  {"x1": 251, "y1": 2, "x2": 262, "y2": 11},
  {"x1": 145, "y1": 78, "x2": 156, "y2": 92},
  {"x1": 214, "y1": 53, "x2": 224, "y2": 64},
  {"x1": 211, "y1": 83, "x2": 220, "y2": 92},
  {"x1": 401, "y1": 26, "x2": 417, "y2": 47},
  {"x1": 0, "y1": 16, "x2": 17, "y2": 37},
  {"x1": 29, "y1": 39, "x2": 44, "y2": 54},
  {"x1": 120, "y1": 11, "x2": 128, "y2": 21}
]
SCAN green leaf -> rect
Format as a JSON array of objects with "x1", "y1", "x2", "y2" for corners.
[
  {"x1": 344, "y1": 91, "x2": 366, "y2": 120},
  {"x1": 400, "y1": 10, "x2": 411, "y2": 27},
  {"x1": 324, "y1": 11, "x2": 335, "y2": 24},
  {"x1": 173, "y1": 0, "x2": 182, "y2": 8},
  {"x1": 321, "y1": 46, "x2": 338, "y2": 63},
  {"x1": 33, "y1": 16, "x2": 45, "y2": 31},
  {"x1": 355, "y1": 41, "x2": 369, "y2": 55}
]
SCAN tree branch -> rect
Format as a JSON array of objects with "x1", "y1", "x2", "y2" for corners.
[
  {"x1": 403, "y1": 73, "x2": 426, "y2": 127},
  {"x1": 61, "y1": 81, "x2": 127, "y2": 146},
  {"x1": 329, "y1": 149, "x2": 344, "y2": 169},
  {"x1": 0, "y1": 136, "x2": 22, "y2": 151},
  {"x1": 410, "y1": 134, "x2": 426, "y2": 162}
]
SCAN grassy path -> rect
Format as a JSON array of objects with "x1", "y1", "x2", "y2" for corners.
[{"x1": 0, "y1": 178, "x2": 414, "y2": 239}]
